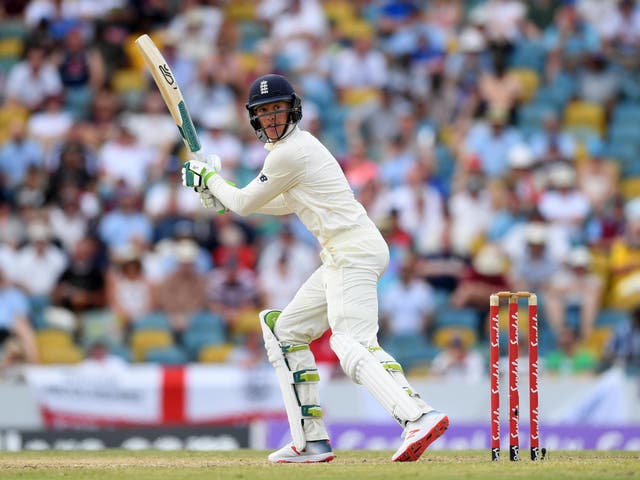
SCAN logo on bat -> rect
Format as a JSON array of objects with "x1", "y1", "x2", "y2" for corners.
[{"x1": 159, "y1": 64, "x2": 177, "y2": 89}]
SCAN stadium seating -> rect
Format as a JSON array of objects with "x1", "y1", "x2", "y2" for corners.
[
  {"x1": 144, "y1": 346, "x2": 189, "y2": 365},
  {"x1": 35, "y1": 329, "x2": 84, "y2": 365},
  {"x1": 563, "y1": 101, "x2": 606, "y2": 137},
  {"x1": 130, "y1": 329, "x2": 174, "y2": 362}
]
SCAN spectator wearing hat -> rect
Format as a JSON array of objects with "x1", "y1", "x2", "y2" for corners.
[
  {"x1": 509, "y1": 222, "x2": 560, "y2": 293},
  {"x1": 538, "y1": 163, "x2": 591, "y2": 242},
  {"x1": 450, "y1": 243, "x2": 510, "y2": 338},
  {"x1": 543, "y1": 246, "x2": 604, "y2": 340}
]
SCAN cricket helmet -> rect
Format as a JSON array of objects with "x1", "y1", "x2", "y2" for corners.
[{"x1": 246, "y1": 74, "x2": 302, "y2": 142}]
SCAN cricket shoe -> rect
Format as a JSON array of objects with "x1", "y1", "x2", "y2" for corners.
[
  {"x1": 268, "y1": 439, "x2": 335, "y2": 463},
  {"x1": 391, "y1": 410, "x2": 449, "y2": 462}
]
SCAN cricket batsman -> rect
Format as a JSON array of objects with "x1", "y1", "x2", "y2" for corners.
[{"x1": 182, "y1": 73, "x2": 449, "y2": 463}]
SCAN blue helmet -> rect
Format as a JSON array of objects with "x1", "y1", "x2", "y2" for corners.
[{"x1": 246, "y1": 74, "x2": 302, "y2": 142}]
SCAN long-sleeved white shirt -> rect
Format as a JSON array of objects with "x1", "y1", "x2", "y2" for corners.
[{"x1": 206, "y1": 127, "x2": 377, "y2": 248}]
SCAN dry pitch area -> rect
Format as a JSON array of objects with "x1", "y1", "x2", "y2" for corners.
[{"x1": 0, "y1": 450, "x2": 638, "y2": 480}]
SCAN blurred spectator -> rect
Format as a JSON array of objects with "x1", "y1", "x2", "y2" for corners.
[
  {"x1": 0, "y1": 264, "x2": 38, "y2": 364},
  {"x1": 390, "y1": 164, "x2": 446, "y2": 254},
  {"x1": 207, "y1": 256, "x2": 261, "y2": 337},
  {"x1": 576, "y1": 140, "x2": 619, "y2": 216},
  {"x1": 258, "y1": 252, "x2": 302, "y2": 310},
  {"x1": 267, "y1": 0, "x2": 327, "y2": 72},
  {"x1": 601, "y1": 0, "x2": 640, "y2": 68},
  {"x1": 0, "y1": 119, "x2": 44, "y2": 192},
  {"x1": 430, "y1": 334, "x2": 485, "y2": 382},
  {"x1": 341, "y1": 137, "x2": 379, "y2": 193},
  {"x1": 529, "y1": 111, "x2": 576, "y2": 165},
  {"x1": 331, "y1": 23, "x2": 388, "y2": 140},
  {"x1": 80, "y1": 339, "x2": 128, "y2": 371},
  {"x1": 153, "y1": 239, "x2": 208, "y2": 340},
  {"x1": 120, "y1": 91, "x2": 181, "y2": 156},
  {"x1": 448, "y1": 172, "x2": 494, "y2": 255},
  {"x1": 0, "y1": 196, "x2": 25, "y2": 248},
  {"x1": 46, "y1": 124, "x2": 96, "y2": 181},
  {"x1": 450, "y1": 243, "x2": 510, "y2": 337},
  {"x1": 538, "y1": 163, "x2": 591, "y2": 242},
  {"x1": 417, "y1": 220, "x2": 468, "y2": 294},
  {"x1": 14, "y1": 223, "x2": 67, "y2": 305},
  {"x1": 257, "y1": 223, "x2": 318, "y2": 290},
  {"x1": 26, "y1": 93, "x2": 73, "y2": 156},
  {"x1": 543, "y1": 246, "x2": 604, "y2": 340},
  {"x1": 544, "y1": 326, "x2": 598, "y2": 376},
  {"x1": 105, "y1": 246, "x2": 154, "y2": 335},
  {"x1": 97, "y1": 188, "x2": 153, "y2": 252},
  {"x1": 4, "y1": 42, "x2": 63, "y2": 111},
  {"x1": 508, "y1": 222, "x2": 560, "y2": 293},
  {"x1": 54, "y1": 26, "x2": 106, "y2": 118},
  {"x1": 380, "y1": 256, "x2": 436, "y2": 338},
  {"x1": 51, "y1": 236, "x2": 106, "y2": 315},
  {"x1": 472, "y1": 0, "x2": 526, "y2": 50},
  {"x1": 97, "y1": 124, "x2": 158, "y2": 191},
  {"x1": 199, "y1": 112, "x2": 243, "y2": 175},
  {"x1": 578, "y1": 52, "x2": 620, "y2": 106},
  {"x1": 601, "y1": 305, "x2": 640, "y2": 373},
  {"x1": 48, "y1": 187, "x2": 88, "y2": 253},
  {"x1": 504, "y1": 143, "x2": 543, "y2": 215},
  {"x1": 478, "y1": 51, "x2": 523, "y2": 120},
  {"x1": 608, "y1": 198, "x2": 640, "y2": 310},
  {"x1": 165, "y1": 0, "x2": 224, "y2": 61},
  {"x1": 463, "y1": 108, "x2": 522, "y2": 177}
]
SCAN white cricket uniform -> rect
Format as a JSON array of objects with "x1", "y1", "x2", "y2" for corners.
[
  {"x1": 207, "y1": 126, "x2": 430, "y2": 442},
  {"x1": 207, "y1": 126, "x2": 389, "y2": 344}
]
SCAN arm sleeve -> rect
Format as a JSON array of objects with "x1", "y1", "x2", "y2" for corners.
[
  {"x1": 255, "y1": 194, "x2": 293, "y2": 215},
  {"x1": 206, "y1": 147, "x2": 302, "y2": 216}
]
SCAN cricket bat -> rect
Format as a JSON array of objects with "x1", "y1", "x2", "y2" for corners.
[{"x1": 134, "y1": 34, "x2": 201, "y2": 154}]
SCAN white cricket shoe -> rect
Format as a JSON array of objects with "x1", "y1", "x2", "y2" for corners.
[
  {"x1": 268, "y1": 439, "x2": 335, "y2": 463},
  {"x1": 391, "y1": 410, "x2": 449, "y2": 462}
]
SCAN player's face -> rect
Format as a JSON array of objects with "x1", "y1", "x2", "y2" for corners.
[{"x1": 255, "y1": 101, "x2": 291, "y2": 140}]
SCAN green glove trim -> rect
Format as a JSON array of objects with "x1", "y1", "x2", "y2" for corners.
[{"x1": 203, "y1": 169, "x2": 217, "y2": 185}]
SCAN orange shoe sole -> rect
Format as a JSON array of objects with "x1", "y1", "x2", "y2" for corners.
[{"x1": 393, "y1": 415, "x2": 450, "y2": 462}]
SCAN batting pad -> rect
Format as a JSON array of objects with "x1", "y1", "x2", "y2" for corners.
[
  {"x1": 259, "y1": 310, "x2": 328, "y2": 450},
  {"x1": 331, "y1": 333, "x2": 428, "y2": 425}
]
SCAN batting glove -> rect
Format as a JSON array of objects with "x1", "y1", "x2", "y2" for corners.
[
  {"x1": 198, "y1": 188, "x2": 228, "y2": 214},
  {"x1": 182, "y1": 159, "x2": 218, "y2": 189}
]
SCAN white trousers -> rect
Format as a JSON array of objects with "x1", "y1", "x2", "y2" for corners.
[{"x1": 274, "y1": 228, "x2": 393, "y2": 440}]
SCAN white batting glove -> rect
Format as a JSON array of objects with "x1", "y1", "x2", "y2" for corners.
[{"x1": 182, "y1": 153, "x2": 222, "y2": 189}]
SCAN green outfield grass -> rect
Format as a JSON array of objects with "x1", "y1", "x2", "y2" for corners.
[{"x1": 0, "y1": 450, "x2": 638, "y2": 480}]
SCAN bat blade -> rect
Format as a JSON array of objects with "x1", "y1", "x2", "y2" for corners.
[{"x1": 134, "y1": 34, "x2": 201, "y2": 153}]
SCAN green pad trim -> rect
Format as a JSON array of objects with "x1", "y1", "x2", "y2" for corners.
[
  {"x1": 177, "y1": 101, "x2": 201, "y2": 152},
  {"x1": 293, "y1": 369, "x2": 320, "y2": 383},
  {"x1": 263, "y1": 310, "x2": 281, "y2": 331},
  {"x1": 301, "y1": 405, "x2": 323, "y2": 418},
  {"x1": 281, "y1": 344, "x2": 309, "y2": 353},
  {"x1": 382, "y1": 361, "x2": 403, "y2": 373}
]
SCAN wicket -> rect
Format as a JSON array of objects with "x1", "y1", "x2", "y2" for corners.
[{"x1": 489, "y1": 291, "x2": 543, "y2": 462}]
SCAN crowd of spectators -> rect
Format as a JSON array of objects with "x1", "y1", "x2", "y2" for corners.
[{"x1": 1, "y1": 0, "x2": 640, "y2": 381}]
